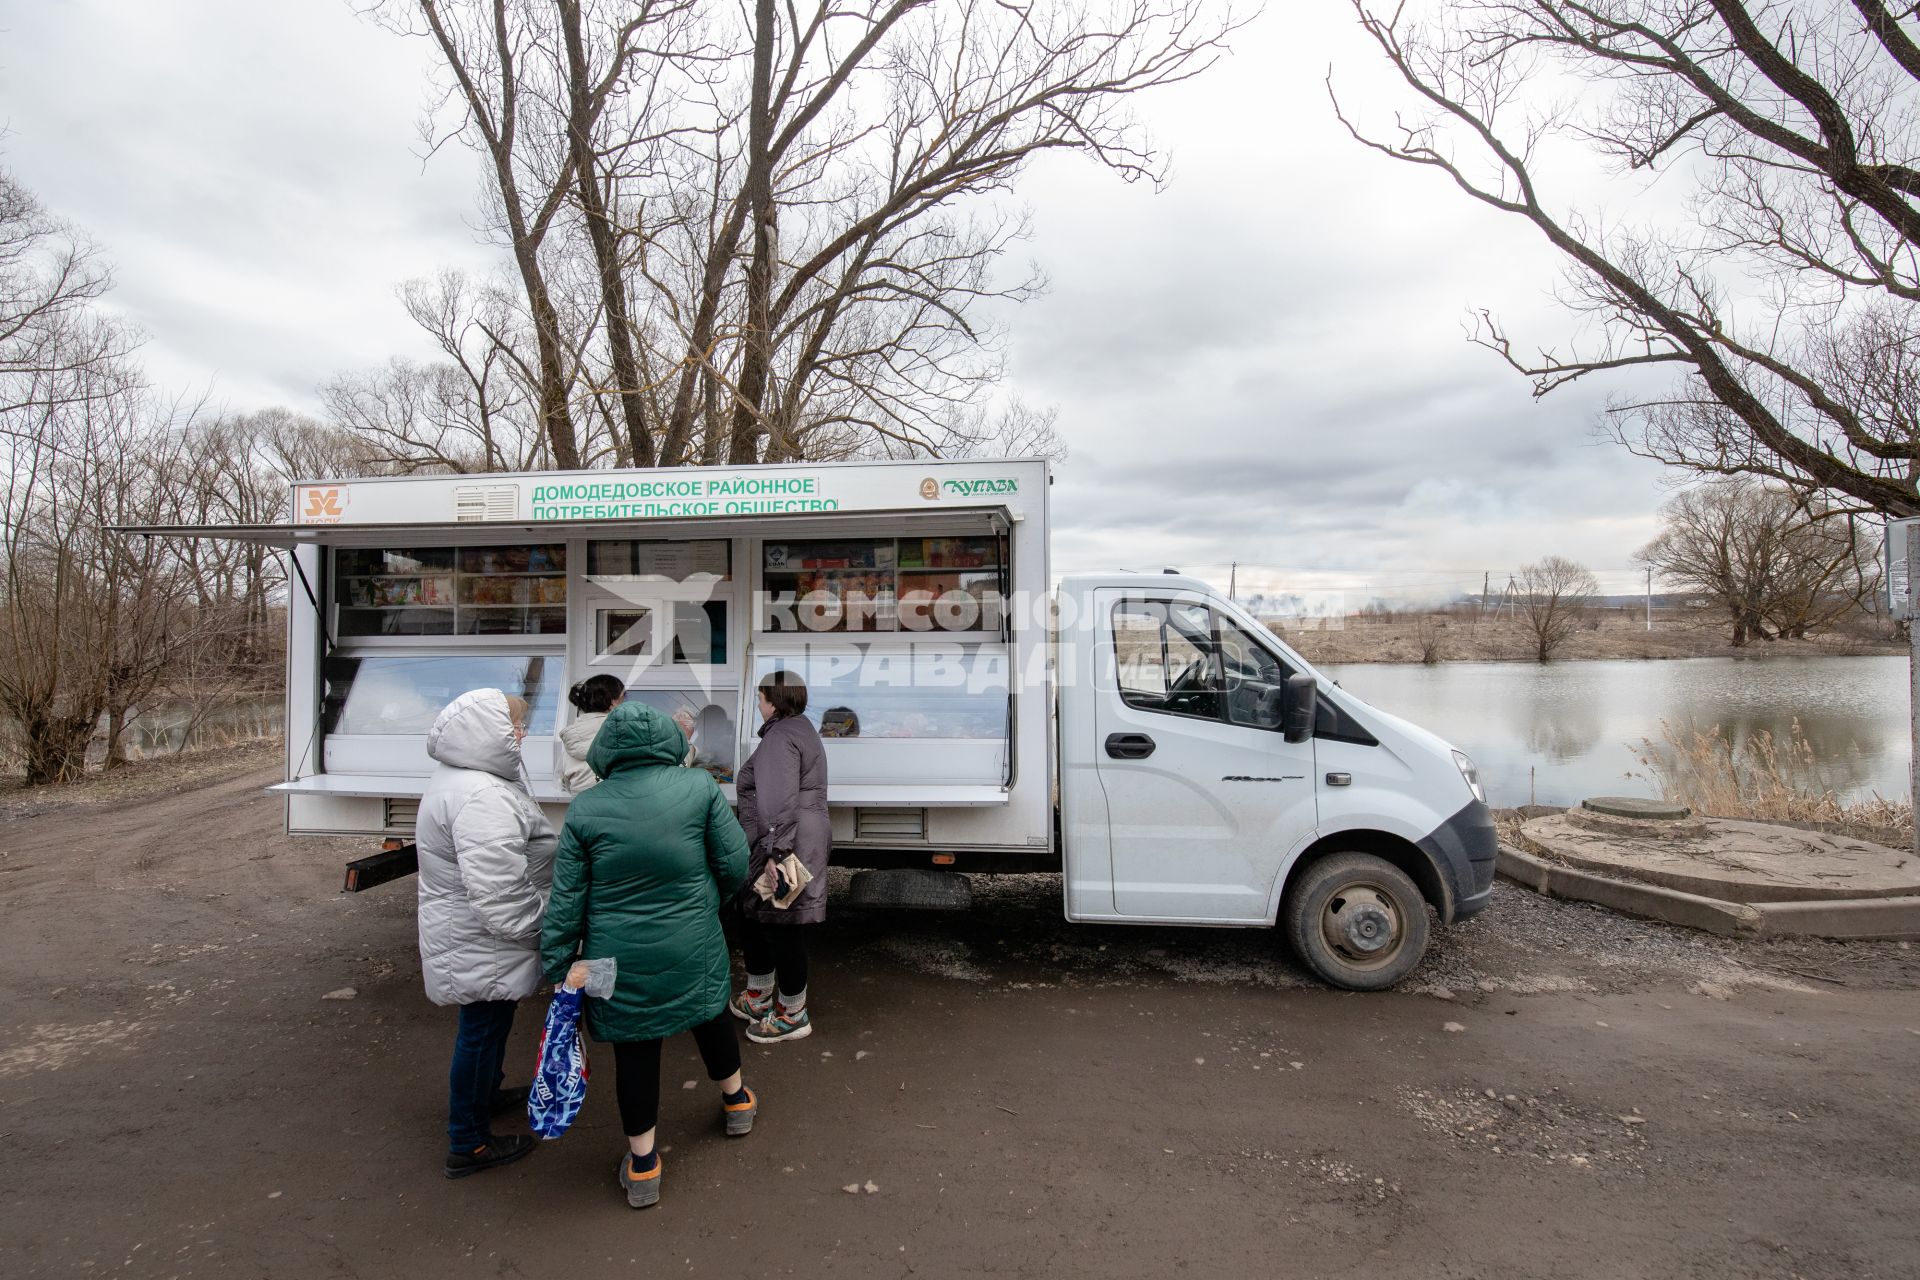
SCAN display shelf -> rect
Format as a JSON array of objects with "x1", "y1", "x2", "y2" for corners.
[{"x1": 334, "y1": 543, "x2": 569, "y2": 638}]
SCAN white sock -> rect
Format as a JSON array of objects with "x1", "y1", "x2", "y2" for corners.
[
  {"x1": 779, "y1": 986, "x2": 807, "y2": 1015},
  {"x1": 746, "y1": 971, "x2": 775, "y2": 994}
]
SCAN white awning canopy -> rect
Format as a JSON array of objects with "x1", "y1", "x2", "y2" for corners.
[
  {"x1": 116, "y1": 504, "x2": 1015, "y2": 549},
  {"x1": 268, "y1": 775, "x2": 1008, "y2": 807}
]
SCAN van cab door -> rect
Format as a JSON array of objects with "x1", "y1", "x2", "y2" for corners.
[{"x1": 1093, "y1": 591, "x2": 1316, "y2": 922}]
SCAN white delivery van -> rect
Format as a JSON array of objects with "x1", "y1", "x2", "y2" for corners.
[{"x1": 129, "y1": 457, "x2": 1495, "y2": 990}]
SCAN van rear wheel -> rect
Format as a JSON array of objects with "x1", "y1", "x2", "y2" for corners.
[{"x1": 1284, "y1": 852, "x2": 1429, "y2": 991}]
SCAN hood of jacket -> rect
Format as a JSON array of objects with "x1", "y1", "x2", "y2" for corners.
[
  {"x1": 587, "y1": 701, "x2": 687, "y2": 779},
  {"x1": 426, "y1": 688, "x2": 523, "y2": 780},
  {"x1": 558, "y1": 712, "x2": 606, "y2": 760}
]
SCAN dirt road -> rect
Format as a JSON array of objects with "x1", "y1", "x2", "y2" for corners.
[{"x1": 3, "y1": 747, "x2": 1918, "y2": 1279}]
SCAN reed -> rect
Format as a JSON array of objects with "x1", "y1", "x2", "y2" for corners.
[{"x1": 1635, "y1": 719, "x2": 1912, "y2": 842}]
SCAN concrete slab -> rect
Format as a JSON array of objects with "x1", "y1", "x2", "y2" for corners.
[
  {"x1": 1520, "y1": 813, "x2": 1920, "y2": 904},
  {"x1": 1498, "y1": 843, "x2": 1920, "y2": 941},
  {"x1": 1750, "y1": 896, "x2": 1920, "y2": 940},
  {"x1": 1496, "y1": 844, "x2": 1763, "y2": 937},
  {"x1": 1583, "y1": 795, "x2": 1691, "y2": 821}
]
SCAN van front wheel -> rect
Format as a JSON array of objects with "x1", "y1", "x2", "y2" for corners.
[{"x1": 1284, "y1": 852, "x2": 1430, "y2": 991}]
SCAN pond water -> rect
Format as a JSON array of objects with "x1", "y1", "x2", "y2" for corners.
[
  {"x1": 1318, "y1": 656, "x2": 1912, "y2": 809},
  {"x1": 117, "y1": 697, "x2": 283, "y2": 758}
]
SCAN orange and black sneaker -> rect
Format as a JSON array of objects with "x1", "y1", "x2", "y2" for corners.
[
  {"x1": 618, "y1": 1152, "x2": 662, "y2": 1208},
  {"x1": 723, "y1": 1085, "x2": 758, "y2": 1136},
  {"x1": 443, "y1": 1133, "x2": 536, "y2": 1180}
]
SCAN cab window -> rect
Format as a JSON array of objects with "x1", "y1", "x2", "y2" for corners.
[
  {"x1": 1113, "y1": 600, "x2": 1221, "y2": 721},
  {"x1": 1218, "y1": 614, "x2": 1289, "y2": 730},
  {"x1": 1112, "y1": 600, "x2": 1292, "y2": 731}
]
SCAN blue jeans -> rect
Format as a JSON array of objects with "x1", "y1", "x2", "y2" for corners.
[{"x1": 447, "y1": 999, "x2": 517, "y2": 1153}]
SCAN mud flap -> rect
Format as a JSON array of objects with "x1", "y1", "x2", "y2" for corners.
[{"x1": 342, "y1": 844, "x2": 419, "y2": 893}]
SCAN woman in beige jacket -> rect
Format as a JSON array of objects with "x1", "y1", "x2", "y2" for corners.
[{"x1": 557, "y1": 675, "x2": 625, "y2": 794}]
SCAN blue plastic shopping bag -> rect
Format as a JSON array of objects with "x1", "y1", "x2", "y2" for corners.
[{"x1": 529, "y1": 987, "x2": 590, "y2": 1139}]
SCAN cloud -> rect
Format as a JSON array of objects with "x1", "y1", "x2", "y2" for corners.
[
  {"x1": 0, "y1": 1, "x2": 1682, "y2": 586},
  {"x1": 0, "y1": 0, "x2": 493, "y2": 409}
]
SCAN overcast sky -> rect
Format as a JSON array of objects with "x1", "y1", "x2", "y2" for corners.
[{"x1": 1, "y1": 0, "x2": 1679, "y2": 605}]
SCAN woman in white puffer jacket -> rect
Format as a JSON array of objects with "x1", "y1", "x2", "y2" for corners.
[{"x1": 416, "y1": 688, "x2": 556, "y2": 1179}]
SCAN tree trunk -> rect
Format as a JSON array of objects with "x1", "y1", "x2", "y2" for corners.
[
  {"x1": 557, "y1": 0, "x2": 654, "y2": 468},
  {"x1": 517, "y1": 247, "x2": 580, "y2": 470},
  {"x1": 104, "y1": 704, "x2": 130, "y2": 770},
  {"x1": 23, "y1": 713, "x2": 95, "y2": 786},
  {"x1": 727, "y1": 0, "x2": 779, "y2": 465}
]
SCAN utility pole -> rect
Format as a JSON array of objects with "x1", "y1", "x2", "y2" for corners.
[
  {"x1": 1889, "y1": 519, "x2": 1920, "y2": 861},
  {"x1": 1229, "y1": 561, "x2": 1237, "y2": 602},
  {"x1": 1645, "y1": 567, "x2": 1652, "y2": 632},
  {"x1": 1482, "y1": 570, "x2": 1490, "y2": 619}
]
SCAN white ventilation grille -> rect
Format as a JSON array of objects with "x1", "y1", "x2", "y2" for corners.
[
  {"x1": 855, "y1": 808, "x2": 927, "y2": 842},
  {"x1": 454, "y1": 485, "x2": 519, "y2": 522},
  {"x1": 383, "y1": 797, "x2": 420, "y2": 833}
]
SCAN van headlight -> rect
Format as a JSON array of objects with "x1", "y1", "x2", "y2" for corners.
[{"x1": 1451, "y1": 750, "x2": 1486, "y2": 805}]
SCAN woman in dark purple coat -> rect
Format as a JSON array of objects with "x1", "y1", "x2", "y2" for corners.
[{"x1": 729, "y1": 670, "x2": 832, "y2": 1043}]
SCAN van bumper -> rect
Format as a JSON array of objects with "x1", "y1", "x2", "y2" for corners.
[{"x1": 1417, "y1": 800, "x2": 1499, "y2": 923}]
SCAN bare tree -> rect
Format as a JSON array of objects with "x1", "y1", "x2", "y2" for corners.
[
  {"x1": 1337, "y1": 2, "x2": 1920, "y2": 518},
  {"x1": 321, "y1": 270, "x2": 561, "y2": 473},
  {"x1": 940, "y1": 400, "x2": 1068, "y2": 462},
  {"x1": 1413, "y1": 611, "x2": 1447, "y2": 664},
  {"x1": 370, "y1": 0, "x2": 593, "y2": 467},
  {"x1": 682, "y1": 0, "x2": 1241, "y2": 464},
  {"x1": 361, "y1": 0, "x2": 1240, "y2": 470},
  {"x1": 1517, "y1": 555, "x2": 1598, "y2": 662},
  {"x1": 0, "y1": 339, "x2": 207, "y2": 781},
  {"x1": 554, "y1": 0, "x2": 702, "y2": 466},
  {"x1": 0, "y1": 169, "x2": 132, "y2": 421},
  {"x1": 0, "y1": 174, "x2": 345, "y2": 781},
  {"x1": 1637, "y1": 477, "x2": 1880, "y2": 645}
]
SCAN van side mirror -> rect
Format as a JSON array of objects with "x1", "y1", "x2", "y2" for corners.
[{"x1": 1282, "y1": 674, "x2": 1317, "y2": 744}]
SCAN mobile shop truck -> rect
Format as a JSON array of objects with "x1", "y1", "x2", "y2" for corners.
[{"x1": 131, "y1": 457, "x2": 1496, "y2": 990}]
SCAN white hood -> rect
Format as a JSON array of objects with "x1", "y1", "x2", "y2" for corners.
[{"x1": 426, "y1": 688, "x2": 523, "y2": 780}]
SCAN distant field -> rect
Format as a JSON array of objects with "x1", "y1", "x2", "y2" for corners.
[{"x1": 1267, "y1": 607, "x2": 1902, "y2": 665}]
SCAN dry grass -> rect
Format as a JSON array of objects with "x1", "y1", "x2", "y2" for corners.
[
  {"x1": 1271, "y1": 608, "x2": 1901, "y2": 666},
  {"x1": 1635, "y1": 720, "x2": 1913, "y2": 844}
]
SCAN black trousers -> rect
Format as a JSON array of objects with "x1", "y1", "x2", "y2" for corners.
[
  {"x1": 611, "y1": 1011, "x2": 741, "y2": 1137},
  {"x1": 736, "y1": 910, "x2": 811, "y2": 997}
]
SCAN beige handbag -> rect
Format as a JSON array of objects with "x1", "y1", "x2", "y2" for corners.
[{"x1": 751, "y1": 852, "x2": 814, "y2": 909}]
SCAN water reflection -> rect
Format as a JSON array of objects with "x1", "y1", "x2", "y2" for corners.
[{"x1": 1320, "y1": 656, "x2": 1910, "y2": 808}]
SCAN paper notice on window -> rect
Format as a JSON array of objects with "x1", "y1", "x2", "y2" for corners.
[{"x1": 633, "y1": 540, "x2": 728, "y2": 580}]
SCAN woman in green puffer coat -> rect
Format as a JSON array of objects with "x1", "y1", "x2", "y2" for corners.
[{"x1": 540, "y1": 701, "x2": 756, "y2": 1209}]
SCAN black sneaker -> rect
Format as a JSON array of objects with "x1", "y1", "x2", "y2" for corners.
[
  {"x1": 444, "y1": 1134, "x2": 537, "y2": 1179},
  {"x1": 490, "y1": 1086, "x2": 531, "y2": 1116}
]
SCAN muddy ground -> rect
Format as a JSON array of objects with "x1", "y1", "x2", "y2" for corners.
[{"x1": 3, "y1": 746, "x2": 1918, "y2": 1279}]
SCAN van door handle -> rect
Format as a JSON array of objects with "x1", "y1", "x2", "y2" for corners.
[{"x1": 1105, "y1": 732, "x2": 1156, "y2": 760}]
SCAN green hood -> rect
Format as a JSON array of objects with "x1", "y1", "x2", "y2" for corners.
[{"x1": 586, "y1": 701, "x2": 688, "y2": 779}]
